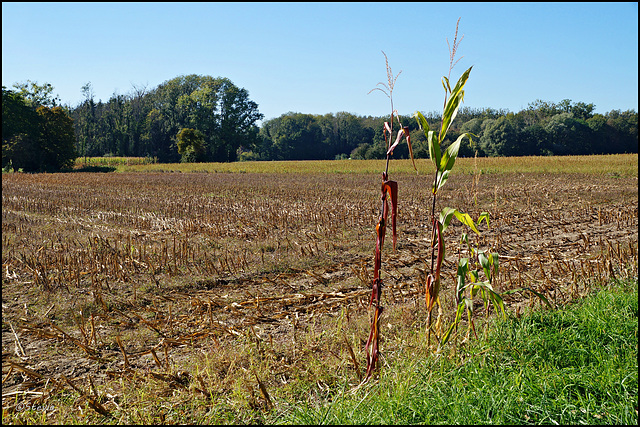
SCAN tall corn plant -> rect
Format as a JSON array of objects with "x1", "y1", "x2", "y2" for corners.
[
  {"x1": 414, "y1": 18, "x2": 505, "y2": 346},
  {"x1": 364, "y1": 51, "x2": 415, "y2": 381}
]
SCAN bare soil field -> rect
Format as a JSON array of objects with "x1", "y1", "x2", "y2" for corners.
[{"x1": 2, "y1": 165, "x2": 638, "y2": 423}]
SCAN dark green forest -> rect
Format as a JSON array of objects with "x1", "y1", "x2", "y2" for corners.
[{"x1": 3, "y1": 75, "x2": 638, "y2": 172}]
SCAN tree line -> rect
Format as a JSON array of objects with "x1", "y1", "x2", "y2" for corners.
[
  {"x1": 3, "y1": 76, "x2": 638, "y2": 172},
  {"x1": 2, "y1": 75, "x2": 264, "y2": 171},
  {"x1": 251, "y1": 101, "x2": 637, "y2": 161}
]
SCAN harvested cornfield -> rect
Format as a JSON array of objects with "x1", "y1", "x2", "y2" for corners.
[{"x1": 2, "y1": 157, "x2": 638, "y2": 423}]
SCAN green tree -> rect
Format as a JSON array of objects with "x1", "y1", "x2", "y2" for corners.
[
  {"x1": 333, "y1": 112, "x2": 375, "y2": 157},
  {"x1": 70, "y1": 75, "x2": 264, "y2": 162},
  {"x1": 570, "y1": 101, "x2": 595, "y2": 121},
  {"x1": 141, "y1": 108, "x2": 169, "y2": 160},
  {"x1": 74, "y1": 82, "x2": 97, "y2": 163},
  {"x1": 176, "y1": 128, "x2": 206, "y2": 162},
  {"x1": 586, "y1": 114, "x2": 609, "y2": 154},
  {"x1": 36, "y1": 106, "x2": 77, "y2": 171},
  {"x1": 128, "y1": 83, "x2": 150, "y2": 157},
  {"x1": 151, "y1": 75, "x2": 263, "y2": 162},
  {"x1": 524, "y1": 99, "x2": 560, "y2": 124},
  {"x1": 544, "y1": 113, "x2": 593, "y2": 155},
  {"x1": 519, "y1": 123, "x2": 548, "y2": 156},
  {"x1": 210, "y1": 79, "x2": 261, "y2": 162},
  {"x1": 480, "y1": 114, "x2": 521, "y2": 156},
  {"x1": 3, "y1": 86, "x2": 76, "y2": 172},
  {"x1": 605, "y1": 109, "x2": 638, "y2": 153},
  {"x1": 259, "y1": 113, "x2": 324, "y2": 160},
  {"x1": 350, "y1": 143, "x2": 370, "y2": 160},
  {"x1": 2, "y1": 86, "x2": 39, "y2": 171},
  {"x1": 12, "y1": 80, "x2": 60, "y2": 108},
  {"x1": 2, "y1": 87, "x2": 40, "y2": 170}
]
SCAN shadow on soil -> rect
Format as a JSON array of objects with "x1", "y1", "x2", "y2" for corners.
[{"x1": 70, "y1": 165, "x2": 117, "y2": 173}]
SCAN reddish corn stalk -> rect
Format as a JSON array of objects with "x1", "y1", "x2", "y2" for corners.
[
  {"x1": 382, "y1": 176, "x2": 398, "y2": 251},
  {"x1": 365, "y1": 169, "x2": 401, "y2": 380},
  {"x1": 364, "y1": 51, "x2": 415, "y2": 382},
  {"x1": 364, "y1": 302, "x2": 383, "y2": 379}
]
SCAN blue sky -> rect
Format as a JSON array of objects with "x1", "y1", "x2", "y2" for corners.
[{"x1": 2, "y1": 2, "x2": 638, "y2": 122}]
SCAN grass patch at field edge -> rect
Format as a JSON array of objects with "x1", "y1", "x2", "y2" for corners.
[{"x1": 275, "y1": 277, "x2": 638, "y2": 425}]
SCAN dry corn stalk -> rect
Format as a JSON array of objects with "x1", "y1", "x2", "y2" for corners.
[{"x1": 364, "y1": 52, "x2": 415, "y2": 381}]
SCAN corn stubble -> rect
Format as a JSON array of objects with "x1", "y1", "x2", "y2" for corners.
[{"x1": 2, "y1": 162, "x2": 637, "y2": 422}]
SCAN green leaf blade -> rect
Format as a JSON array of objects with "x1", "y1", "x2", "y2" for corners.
[
  {"x1": 439, "y1": 66, "x2": 473, "y2": 142},
  {"x1": 453, "y1": 210, "x2": 480, "y2": 235}
]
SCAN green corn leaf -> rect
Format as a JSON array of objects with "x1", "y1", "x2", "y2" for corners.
[
  {"x1": 434, "y1": 220, "x2": 445, "y2": 275},
  {"x1": 414, "y1": 112, "x2": 441, "y2": 169},
  {"x1": 471, "y1": 284, "x2": 480, "y2": 299},
  {"x1": 428, "y1": 131, "x2": 440, "y2": 171},
  {"x1": 468, "y1": 269, "x2": 479, "y2": 283},
  {"x1": 436, "y1": 132, "x2": 472, "y2": 191},
  {"x1": 434, "y1": 169, "x2": 450, "y2": 194},
  {"x1": 475, "y1": 280, "x2": 495, "y2": 293},
  {"x1": 484, "y1": 285, "x2": 505, "y2": 318},
  {"x1": 439, "y1": 133, "x2": 469, "y2": 177},
  {"x1": 440, "y1": 91, "x2": 464, "y2": 142},
  {"x1": 441, "y1": 322, "x2": 455, "y2": 346},
  {"x1": 454, "y1": 210, "x2": 480, "y2": 235},
  {"x1": 439, "y1": 207, "x2": 480, "y2": 235},
  {"x1": 478, "y1": 212, "x2": 490, "y2": 228},
  {"x1": 450, "y1": 66, "x2": 473, "y2": 99},
  {"x1": 478, "y1": 250, "x2": 492, "y2": 282},
  {"x1": 442, "y1": 76, "x2": 451, "y2": 94},
  {"x1": 478, "y1": 283, "x2": 491, "y2": 310},
  {"x1": 439, "y1": 66, "x2": 473, "y2": 142},
  {"x1": 460, "y1": 232, "x2": 469, "y2": 245},
  {"x1": 414, "y1": 111, "x2": 430, "y2": 134},
  {"x1": 465, "y1": 297, "x2": 474, "y2": 321},
  {"x1": 438, "y1": 131, "x2": 461, "y2": 173},
  {"x1": 456, "y1": 258, "x2": 468, "y2": 301},
  {"x1": 439, "y1": 207, "x2": 457, "y2": 232},
  {"x1": 490, "y1": 290, "x2": 506, "y2": 318},
  {"x1": 473, "y1": 281, "x2": 506, "y2": 318}
]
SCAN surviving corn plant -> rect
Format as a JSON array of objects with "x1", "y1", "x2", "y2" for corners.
[
  {"x1": 364, "y1": 51, "x2": 416, "y2": 381},
  {"x1": 414, "y1": 18, "x2": 506, "y2": 347},
  {"x1": 414, "y1": 19, "x2": 516, "y2": 345}
]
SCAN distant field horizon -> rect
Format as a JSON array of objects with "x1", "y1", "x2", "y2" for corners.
[{"x1": 75, "y1": 153, "x2": 639, "y2": 176}]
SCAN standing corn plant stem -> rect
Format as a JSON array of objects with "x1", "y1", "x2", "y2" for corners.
[
  {"x1": 413, "y1": 18, "x2": 487, "y2": 346},
  {"x1": 364, "y1": 51, "x2": 416, "y2": 381}
]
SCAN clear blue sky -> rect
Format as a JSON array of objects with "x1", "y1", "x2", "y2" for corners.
[{"x1": 2, "y1": 2, "x2": 638, "y2": 122}]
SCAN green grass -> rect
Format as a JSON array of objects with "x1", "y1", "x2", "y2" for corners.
[
  {"x1": 110, "y1": 154, "x2": 638, "y2": 176},
  {"x1": 276, "y1": 278, "x2": 638, "y2": 425}
]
